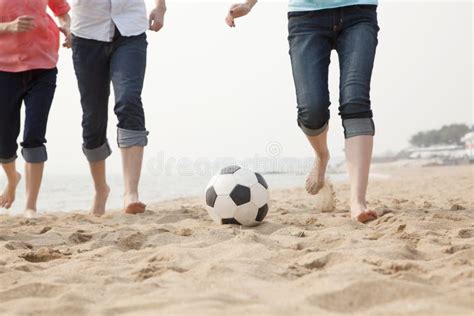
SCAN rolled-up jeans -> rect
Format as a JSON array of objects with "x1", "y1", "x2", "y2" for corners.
[
  {"x1": 288, "y1": 5, "x2": 379, "y2": 138},
  {"x1": 72, "y1": 29, "x2": 149, "y2": 162},
  {"x1": 0, "y1": 68, "x2": 57, "y2": 164}
]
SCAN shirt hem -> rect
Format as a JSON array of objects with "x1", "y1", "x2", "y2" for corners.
[{"x1": 288, "y1": 0, "x2": 378, "y2": 12}]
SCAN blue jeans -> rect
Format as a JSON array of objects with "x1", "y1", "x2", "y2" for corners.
[
  {"x1": 288, "y1": 5, "x2": 379, "y2": 138},
  {"x1": 0, "y1": 68, "x2": 57, "y2": 163},
  {"x1": 72, "y1": 29, "x2": 149, "y2": 162}
]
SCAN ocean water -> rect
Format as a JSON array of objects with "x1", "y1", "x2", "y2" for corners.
[{"x1": 1, "y1": 171, "x2": 349, "y2": 215}]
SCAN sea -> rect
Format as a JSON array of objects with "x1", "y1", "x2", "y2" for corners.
[{"x1": 0, "y1": 157, "x2": 389, "y2": 215}]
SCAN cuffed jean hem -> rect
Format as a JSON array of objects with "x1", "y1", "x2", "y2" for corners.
[
  {"x1": 298, "y1": 121, "x2": 328, "y2": 137},
  {"x1": 117, "y1": 128, "x2": 149, "y2": 148},
  {"x1": 82, "y1": 140, "x2": 112, "y2": 162},
  {"x1": 22, "y1": 146, "x2": 47, "y2": 163},
  {"x1": 343, "y1": 118, "x2": 375, "y2": 139},
  {"x1": 0, "y1": 155, "x2": 17, "y2": 164}
]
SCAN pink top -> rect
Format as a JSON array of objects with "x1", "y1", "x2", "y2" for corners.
[{"x1": 0, "y1": 0, "x2": 70, "y2": 72}]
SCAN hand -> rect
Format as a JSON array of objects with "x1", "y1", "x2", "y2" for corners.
[
  {"x1": 6, "y1": 16, "x2": 36, "y2": 33},
  {"x1": 59, "y1": 25, "x2": 72, "y2": 48},
  {"x1": 225, "y1": 3, "x2": 252, "y2": 27},
  {"x1": 149, "y1": 6, "x2": 166, "y2": 32}
]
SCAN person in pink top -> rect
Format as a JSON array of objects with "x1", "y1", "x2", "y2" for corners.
[{"x1": 0, "y1": 0, "x2": 71, "y2": 218}]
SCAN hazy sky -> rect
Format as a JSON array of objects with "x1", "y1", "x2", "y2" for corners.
[{"x1": 30, "y1": 1, "x2": 474, "y2": 174}]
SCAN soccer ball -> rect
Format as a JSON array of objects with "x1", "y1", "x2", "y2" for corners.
[{"x1": 205, "y1": 165, "x2": 269, "y2": 227}]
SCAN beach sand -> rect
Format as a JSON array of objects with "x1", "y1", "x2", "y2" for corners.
[{"x1": 0, "y1": 164, "x2": 473, "y2": 315}]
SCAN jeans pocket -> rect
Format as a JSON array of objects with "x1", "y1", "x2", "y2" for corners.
[
  {"x1": 288, "y1": 11, "x2": 316, "y2": 20},
  {"x1": 356, "y1": 5, "x2": 377, "y2": 12}
]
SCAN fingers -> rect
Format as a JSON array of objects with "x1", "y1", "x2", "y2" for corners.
[
  {"x1": 225, "y1": 14, "x2": 235, "y2": 27},
  {"x1": 63, "y1": 35, "x2": 72, "y2": 48},
  {"x1": 148, "y1": 8, "x2": 165, "y2": 32},
  {"x1": 149, "y1": 20, "x2": 163, "y2": 32},
  {"x1": 17, "y1": 15, "x2": 36, "y2": 32},
  {"x1": 148, "y1": 14, "x2": 164, "y2": 32},
  {"x1": 226, "y1": 4, "x2": 250, "y2": 27},
  {"x1": 18, "y1": 15, "x2": 35, "y2": 22},
  {"x1": 59, "y1": 27, "x2": 72, "y2": 48},
  {"x1": 226, "y1": 4, "x2": 240, "y2": 27}
]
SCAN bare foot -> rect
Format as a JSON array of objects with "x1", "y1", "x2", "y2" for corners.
[
  {"x1": 24, "y1": 209, "x2": 38, "y2": 218},
  {"x1": 0, "y1": 172, "x2": 21, "y2": 209},
  {"x1": 351, "y1": 203, "x2": 378, "y2": 223},
  {"x1": 124, "y1": 193, "x2": 146, "y2": 215},
  {"x1": 90, "y1": 185, "x2": 110, "y2": 216},
  {"x1": 306, "y1": 153, "x2": 329, "y2": 195}
]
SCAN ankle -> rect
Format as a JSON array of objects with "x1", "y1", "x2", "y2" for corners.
[
  {"x1": 6, "y1": 171, "x2": 20, "y2": 184},
  {"x1": 351, "y1": 198, "x2": 367, "y2": 209},
  {"x1": 315, "y1": 150, "x2": 330, "y2": 161},
  {"x1": 124, "y1": 191, "x2": 138, "y2": 197},
  {"x1": 95, "y1": 184, "x2": 110, "y2": 194},
  {"x1": 25, "y1": 203, "x2": 37, "y2": 212},
  {"x1": 124, "y1": 191, "x2": 139, "y2": 202}
]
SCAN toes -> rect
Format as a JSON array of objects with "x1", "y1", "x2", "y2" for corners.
[
  {"x1": 4, "y1": 201, "x2": 12, "y2": 209},
  {"x1": 355, "y1": 210, "x2": 377, "y2": 223},
  {"x1": 124, "y1": 202, "x2": 146, "y2": 215},
  {"x1": 367, "y1": 210, "x2": 378, "y2": 218},
  {"x1": 308, "y1": 183, "x2": 323, "y2": 195}
]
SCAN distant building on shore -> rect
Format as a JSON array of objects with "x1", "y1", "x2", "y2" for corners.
[
  {"x1": 461, "y1": 130, "x2": 474, "y2": 149},
  {"x1": 406, "y1": 126, "x2": 473, "y2": 163}
]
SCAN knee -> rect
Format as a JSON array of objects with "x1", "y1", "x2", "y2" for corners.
[
  {"x1": 114, "y1": 92, "x2": 145, "y2": 130},
  {"x1": 82, "y1": 120, "x2": 108, "y2": 150},
  {"x1": 0, "y1": 153, "x2": 17, "y2": 164},
  {"x1": 0, "y1": 141, "x2": 18, "y2": 164},
  {"x1": 297, "y1": 96, "x2": 330, "y2": 136}
]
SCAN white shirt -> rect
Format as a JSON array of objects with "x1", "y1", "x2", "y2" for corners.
[{"x1": 71, "y1": 0, "x2": 148, "y2": 42}]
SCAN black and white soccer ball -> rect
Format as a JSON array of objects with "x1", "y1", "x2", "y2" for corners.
[{"x1": 205, "y1": 165, "x2": 269, "y2": 227}]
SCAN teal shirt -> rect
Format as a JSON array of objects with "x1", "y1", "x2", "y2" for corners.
[{"x1": 289, "y1": 0, "x2": 378, "y2": 12}]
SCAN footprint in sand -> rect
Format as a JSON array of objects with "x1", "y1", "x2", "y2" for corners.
[
  {"x1": 288, "y1": 252, "x2": 337, "y2": 277},
  {"x1": 458, "y1": 229, "x2": 473, "y2": 239},
  {"x1": 20, "y1": 247, "x2": 67, "y2": 263},
  {"x1": 38, "y1": 226, "x2": 52, "y2": 234},
  {"x1": 118, "y1": 232, "x2": 146, "y2": 251},
  {"x1": 450, "y1": 204, "x2": 466, "y2": 211},
  {"x1": 4, "y1": 241, "x2": 33, "y2": 250},
  {"x1": 134, "y1": 264, "x2": 187, "y2": 281},
  {"x1": 374, "y1": 262, "x2": 425, "y2": 275},
  {"x1": 69, "y1": 231, "x2": 93, "y2": 244},
  {"x1": 444, "y1": 244, "x2": 472, "y2": 254}
]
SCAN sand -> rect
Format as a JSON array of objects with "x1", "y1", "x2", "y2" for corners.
[{"x1": 0, "y1": 164, "x2": 473, "y2": 315}]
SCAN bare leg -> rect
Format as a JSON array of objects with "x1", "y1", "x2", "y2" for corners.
[
  {"x1": 121, "y1": 146, "x2": 146, "y2": 214},
  {"x1": 345, "y1": 135, "x2": 378, "y2": 223},
  {"x1": 88, "y1": 160, "x2": 110, "y2": 216},
  {"x1": 0, "y1": 161, "x2": 21, "y2": 209},
  {"x1": 305, "y1": 127, "x2": 330, "y2": 195},
  {"x1": 24, "y1": 162, "x2": 44, "y2": 218}
]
